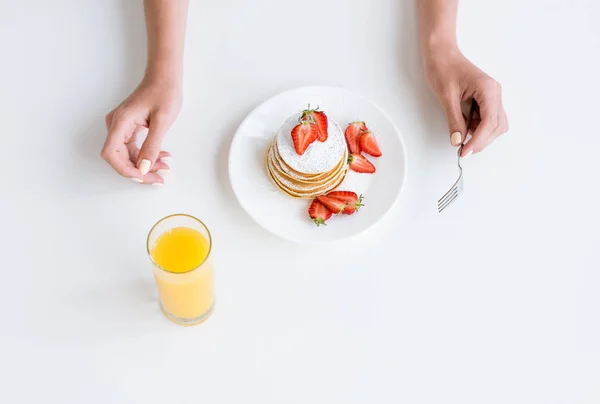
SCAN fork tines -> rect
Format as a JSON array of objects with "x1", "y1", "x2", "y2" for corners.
[
  {"x1": 437, "y1": 175, "x2": 463, "y2": 213},
  {"x1": 437, "y1": 99, "x2": 476, "y2": 213}
]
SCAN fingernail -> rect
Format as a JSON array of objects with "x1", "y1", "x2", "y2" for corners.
[
  {"x1": 138, "y1": 159, "x2": 151, "y2": 175},
  {"x1": 450, "y1": 132, "x2": 462, "y2": 146},
  {"x1": 130, "y1": 177, "x2": 143, "y2": 183},
  {"x1": 462, "y1": 150, "x2": 474, "y2": 159},
  {"x1": 152, "y1": 182, "x2": 164, "y2": 187},
  {"x1": 156, "y1": 169, "x2": 170, "y2": 177},
  {"x1": 159, "y1": 157, "x2": 171, "y2": 164}
]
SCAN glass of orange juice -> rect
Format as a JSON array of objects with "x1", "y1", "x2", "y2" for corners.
[{"x1": 146, "y1": 214, "x2": 215, "y2": 326}]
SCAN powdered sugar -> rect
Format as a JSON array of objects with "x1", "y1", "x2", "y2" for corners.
[{"x1": 276, "y1": 112, "x2": 347, "y2": 174}]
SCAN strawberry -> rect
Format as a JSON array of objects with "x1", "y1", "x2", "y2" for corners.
[
  {"x1": 345, "y1": 121, "x2": 368, "y2": 154},
  {"x1": 326, "y1": 191, "x2": 364, "y2": 214},
  {"x1": 359, "y1": 131, "x2": 382, "y2": 157},
  {"x1": 317, "y1": 196, "x2": 347, "y2": 214},
  {"x1": 348, "y1": 153, "x2": 376, "y2": 173},
  {"x1": 291, "y1": 121, "x2": 318, "y2": 155},
  {"x1": 308, "y1": 199, "x2": 332, "y2": 226},
  {"x1": 301, "y1": 104, "x2": 328, "y2": 142}
]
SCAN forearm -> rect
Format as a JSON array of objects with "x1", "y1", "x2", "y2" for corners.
[
  {"x1": 143, "y1": 0, "x2": 189, "y2": 85},
  {"x1": 416, "y1": 0, "x2": 459, "y2": 60}
]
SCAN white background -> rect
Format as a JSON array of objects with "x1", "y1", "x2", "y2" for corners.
[{"x1": 1, "y1": 0, "x2": 599, "y2": 403}]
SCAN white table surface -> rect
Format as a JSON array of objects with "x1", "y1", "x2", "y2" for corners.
[{"x1": 2, "y1": 1, "x2": 599, "y2": 403}]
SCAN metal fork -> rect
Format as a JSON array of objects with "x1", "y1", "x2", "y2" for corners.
[{"x1": 437, "y1": 99, "x2": 477, "y2": 213}]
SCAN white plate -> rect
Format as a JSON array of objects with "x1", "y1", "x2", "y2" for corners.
[{"x1": 228, "y1": 85, "x2": 407, "y2": 243}]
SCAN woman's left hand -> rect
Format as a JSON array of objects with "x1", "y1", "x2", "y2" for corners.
[{"x1": 424, "y1": 47, "x2": 509, "y2": 158}]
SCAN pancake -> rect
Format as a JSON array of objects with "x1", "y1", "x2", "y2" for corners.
[
  {"x1": 267, "y1": 153, "x2": 348, "y2": 194},
  {"x1": 266, "y1": 159, "x2": 348, "y2": 199},
  {"x1": 265, "y1": 110, "x2": 349, "y2": 199},
  {"x1": 269, "y1": 141, "x2": 347, "y2": 184},
  {"x1": 275, "y1": 113, "x2": 346, "y2": 175}
]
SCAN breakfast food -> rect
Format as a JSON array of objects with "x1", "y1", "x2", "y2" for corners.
[
  {"x1": 301, "y1": 105, "x2": 328, "y2": 142},
  {"x1": 265, "y1": 105, "x2": 383, "y2": 227},
  {"x1": 308, "y1": 190, "x2": 365, "y2": 226},
  {"x1": 344, "y1": 121, "x2": 368, "y2": 154},
  {"x1": 359, "y1": 131, "x2": 382, "y2": 157},
  {"x1": 322, "y1": 191, "x2": 364, "y2": 215},
  {"x1": 348, "y1": 153, "x2": 376, "y2": 173},
  {"x1": 266, "y1": 107, "x2": 348, "y2": 199},
  {"x1": 343, "y1": 122, "x2": 381, "y2": 173},
  {"x1": 308, "y1": 199, "x2": 332, "y2": 226}
]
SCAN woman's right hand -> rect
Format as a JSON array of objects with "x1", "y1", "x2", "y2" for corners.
[
  {"x1": 424, "y1": 46, "x2": 509, "y2": 157},
  {"x1": 100, "y1": 77, "x2": 181, "y2": 185}
]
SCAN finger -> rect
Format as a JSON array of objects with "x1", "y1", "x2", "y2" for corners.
[
  {"x1": 105, "y1": 110, "x2": 115, "y2": 130},
  {"x1": 129, "y1": 148, "x2": 171, "y2": 168},
  {"x1": 137, "y1": 114, "x2": 170, "y2": 175},
  {"x1": 141, "y1": 172, "x2": 165, "y2": 186},
  {"x1": 441, "y1": 91, "x2": 467, "y2": 147},
  {"x1": 101, "y1": 119, "x2": 143, "y2": 180},
  {"x1": 157, "y1": 151, "x2": 171, "y2": 163},
  {"x1": 484, "y1": 102, "x2": 509, "y2": 149},
  {"x1": 126, "y1": 140, "x2": 140, "y2": 163},
  {"x1": 461, "y1": 90, "x2": 500, "y2": 157},
  {"x1": 150, "y1": 160, "x2": 170, "y2": 172}
]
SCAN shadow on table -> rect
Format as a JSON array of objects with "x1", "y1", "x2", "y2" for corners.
[
  {"x1": 59, "y1": 275, "x2": 170, "y2": 342},
  {"x1": 395, "y1": 0, "x2": 448, "y2": 151},
  {"x1": 57, "y1": 0, "x2": 149, "y2": 196},
  {"x1": 212, "y1": 104, "x2": 276, "y2": 233}
]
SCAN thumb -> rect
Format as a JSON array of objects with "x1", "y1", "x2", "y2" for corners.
[
  {"x1": 137, "y1": 115, "x2": 170, "y2": 175},
  {"x1": 442, "y1": 96, "x2": 467, "y2": 147}
]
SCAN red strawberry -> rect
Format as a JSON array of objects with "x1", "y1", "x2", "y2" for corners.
[
  {"x1": 348, "y1": 153, "x2": 376, "y2": 173},
  {"x1": 345, "y1": 121, "x2": 368, "y2": 154},
  {"x1": 291, "y1": 121, "x2": 318, "y2": 155},
  {"x1": 326, "y1": 191, "x2": 364, "y2": 214},
  {"x1": 359, "y1": 131, "x2": 382, "y2": 157},
  {"x1": 317, "y1": 196, "x2": 347, "y2": 214},
  {"x1": 301, "y1": 105, "x2": 328, "y2": 142},
  {"x1": 308, "y1": 199, "x2": 332, "y2": 226}
]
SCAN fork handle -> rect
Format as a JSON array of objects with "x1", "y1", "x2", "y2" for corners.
[
  {"x1": 462, "y1": 99, "x2": 478, "y2": 147},
  {"x1": 458, "y1": 99, "x2": 478, "y2": 166}
]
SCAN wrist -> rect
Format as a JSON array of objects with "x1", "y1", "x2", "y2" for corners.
[
  {"x1": 143, "y1": 58, "x2": 183, "y2": 88},
  {"x1": 421, "y1": 30, "x2": 458, "y2": 63},
  {"x1": 422, "y1": 39, "x2": 461, "y2": 70}
]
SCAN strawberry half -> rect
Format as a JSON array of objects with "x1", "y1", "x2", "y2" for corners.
[
  {"x1": 316, "y1": 196, "x2": 347, "y2": 214},
  {"x1": 345, "y1": 121, "x2": 368, "y2": 154},
  {"x1": 308, "y1": 199, "x2": 332, "y2": 226},
  {"x1": 325, "y1": 191, "x2": 364, "y2": 215},
  {"x1": 348, "y1": 153, "x2": 376, "y2": 173},
  {"x1": 291, "y1": 121, "x2": 318, "y2": 155},
  {"x1": 301, "y1": 104, "x2": 328, "y2": 142},
  {"x1": 359, "y1": 131, "x2": 382, "y2": 157}
]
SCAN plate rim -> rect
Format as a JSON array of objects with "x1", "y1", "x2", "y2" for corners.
[{"x1": 228, "y1": 84, "x2": 408, "y2": 244}]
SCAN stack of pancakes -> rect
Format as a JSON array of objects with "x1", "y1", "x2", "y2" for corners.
[{"x1": 266, "y1": 113, "x2": 348, "y2": 199}]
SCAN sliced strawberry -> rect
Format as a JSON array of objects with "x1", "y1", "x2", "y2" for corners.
[
  {"x1": 359, "y1": 131, "x2": 382, "y2": 157},
  {"x1": 345, "y1": 121, "x2": 368, "y2": 154},
  {"x1": 301, "y1": 105, "x2": 328, "y2": 142},
  {"x1": 291, "y1": 121, "x2": 318, "y2": 155},
  {"x1": 308, "y1": 199, "x2": 332, "y2": 226},
  {"x1": 326, "y1": 191, "x2": 364, "y2": 214},
  {"x1": 348, "y1": 153, "x2": 376, "y2": 174},
  {"x1": 317, "y1": 196, "x2": 347, "y2": 214}
]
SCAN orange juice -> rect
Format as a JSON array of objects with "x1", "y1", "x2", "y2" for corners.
[{"x1": 150, "y1": 225, "x2": 215, "y2": 324}]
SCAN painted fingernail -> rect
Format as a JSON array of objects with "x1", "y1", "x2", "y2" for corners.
[
  {"x1": 138, "y1": 159, "x2": 151, "y2": 175},
  {"x1": 156, "y1": 169, "x2": 170, "y2": 177},
  {"x1": 130, "y1": 177, "x2": 143, "y2": 183},
  {"x1": 152, "y1": 182, "x2": 164, "y2": 187},
  {"x1": 462, "y1": 150, "x2": 474, "y2": 159},
  {"x1": 159, "y1": 156, "x2": 171, "y2": 164},
  {"x1": 450, "y1": 132, "x2": 462, "y2": 146}
]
